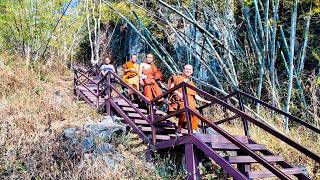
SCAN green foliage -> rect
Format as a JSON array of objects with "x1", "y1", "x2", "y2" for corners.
[
  {"x1": 243, "y1": 0, "x2": 254, "y2": 6},
  {"x1": 100, "y1": 2, "x2": 151, "y2": 26},
  {"x1": 0, "y1": 0, "x2": 85, "y2": 61}
]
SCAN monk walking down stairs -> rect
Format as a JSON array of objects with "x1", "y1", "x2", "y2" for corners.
[
  {"x1": 168, "y1": 64, "x2": 211, "y2": 133},
  {"x1": 139, "y1": 53, "x2": 164, "y2": 102},
  {"x1": 122, "y1": 54, "x2": 140, "y2": 100}
]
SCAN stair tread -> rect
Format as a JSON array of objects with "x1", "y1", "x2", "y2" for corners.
[
  {"x1": 140, "y1": 126, "x2": 188, "y2": 134},
  {"x1": 226, "y1": 155, "x2": 284, "y2": 163},
  {"x1": 154, "y1": 135, "x2": 171, "y2": 141},
  {"x1": 122, "y1": 107, "x2": 148, "y2": 113},
  {"x1": 134, "y1": 119, "x2": 150, "y2": 125},
  {"x1": 133, "y1": 119, "x2": 175, "y2": 127},
  {"x1": 122, "y1": 107, "x2": 166, "y2": 116},
  {"x1": 211, "y1": 143, "x2": 266, "y2": 151},
  {"x1": 194, "y1": 134, "x2": 249, "y2": 144},
  {"x1": 127, "y1": 112, "x2": 145, "y2": 118},
  {"x1": 114, "y1": 99, "x2": 139, "y2": 107},
  {"x1": 248, "y1": 167, "x2": 303, "y2": 179}
]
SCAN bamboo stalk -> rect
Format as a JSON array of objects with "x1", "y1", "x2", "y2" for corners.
[
  {"x1": 298, "y1": 15, "x2": 311, "y2": 77},
  {"x1": 130, "y1": 11, "x2": 179, "y2": 72},
  {"x1": 102, "y1": 0, "x2": 176, "y2": 74},
  {"x1": 269, "y1": 0, "x2": 280, "y2": 107},
  {"x1": 285, "y1": 0, "x2": 298, "y2": 130},
  {"x1": 183, "y1": 6, "x2": 238, "y2": 88},
  {"x1": 86, "y1": 0, "x2": 95, "y2": 65},
  {"x1": 155, "y1": 0, "x2": 240, "y2": 61},
  {"x1": 241, "y1": 4, "x2": 264, "y2": 112},
  {"x1": 158, "y1": 10, "x2": 224, "y2": 90}
]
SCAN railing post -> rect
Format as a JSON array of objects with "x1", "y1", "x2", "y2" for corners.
[
  {"x1": 182, "y1": 84, "x2": 192, "y2": 135},
  {"x1": 106, "y1": 72, "x2": 111, "y2": 115},
  {"x1": 237, "y1": 91, "x2": 250, "y2": 137},
  {"x1": 97, "y1": 83, "x2": 100, "y2": 108},
  {"x1": 150, "y1": 102, "x2": 156, "y2": 145},
  {"x1": 185, "y1": 143, "x2": 201, "y2": 180},
  {"x1": 73, "y1": 70, "x2": 77, "y2": 96},
  {"x1": 198, "y1": 108, "x2": 207, "y2": 134}
]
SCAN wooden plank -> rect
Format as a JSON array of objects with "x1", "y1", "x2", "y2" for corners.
[
  {"x1": 127, "y1": 113, "x2": 143, "y2": 118},
  {"x1": 114, "y1": 99, "x2": 139, "y2": 107},
  {"x1": 134, "y1": 119, "x2": 149, "y2": 125},
  {"x1": 194, "y1": 134, "x2": 248, "y2": 144},
  {"x1": 122, "y1": 107, "x2": 148, "y2": 113},
  {"x1": 226, "y1": 155, "x2": 284, "y2": 164},
  {"x1": 150, "y1": 135, "x2": 171, "y2": 141},
  {"x1": 140, "y1": 127, "x2": 188, "y2": 134},
  {"x1": 132, "y1": 119, "x2": 176, "y2": 128},
  {"x1": 248, "y1": 167, "x2": 303, "y2": 179},
  {"x1": 211, "y1": 143, "x2": 267, "y2": 151}
]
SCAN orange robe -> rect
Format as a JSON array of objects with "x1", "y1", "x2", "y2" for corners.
[
  {"x1": 142, "y1": 64, "x2": 163, "y2": 101},
  {"x1": 167, "y1": 74, "x2": 198, "y2": 130},
  {"x1": 122, "y1": 61, "x2": 140, "y2": 90}
]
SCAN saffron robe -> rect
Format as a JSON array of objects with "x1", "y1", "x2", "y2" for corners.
[
  {"x1": 167, "y1": 74, "x2": 198, "y2": 130},
  {"x1": 122, "y1": 61, "x2": 140, "y2": 90},
  {"x1": 142, "y1": 64, "x2": 163, "y2": 101}
]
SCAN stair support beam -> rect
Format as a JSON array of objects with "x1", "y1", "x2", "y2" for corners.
[
  {"x1": 185, "y1": 143, "x2": 201, "y2": 180},
  {"x1": 237, "y1": 92, "x2": 250, "y2": 137},
  {"x1": 109, "y1": 99, "x2": 150, "y2": 144},
  {"x1": 191, "y1": 135, "x2": 249, "y2": 180}
]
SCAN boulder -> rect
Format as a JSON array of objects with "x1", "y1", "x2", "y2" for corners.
[{"x1": 63, "y1": 116, "x2": 127, "y2": 153}]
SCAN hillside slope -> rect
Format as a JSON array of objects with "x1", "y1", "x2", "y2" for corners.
[{"x1": 0, "y1": 55, "x2": 158, "y2": 179}]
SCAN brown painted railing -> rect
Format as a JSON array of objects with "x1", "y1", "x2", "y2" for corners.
[
  {"x1": 149, "y1": 82, "x2": 294, "y2": 179},
  {"x1": 236, "y1": 90, "x2": 320, "y2": 134},
  {"x1": 189, "y1": 83, "x2": 320, "y2": 162},
  {"x1": 73, "y1": 66, "x2": 318, "y2": 179},
  {"x1": 153, "y1": 81, "x2": 319, "y2": 178}
]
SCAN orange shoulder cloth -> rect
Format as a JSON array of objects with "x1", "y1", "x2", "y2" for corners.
[{"x1": 122, "y1": 61, "x2": 137, "y2": 78}]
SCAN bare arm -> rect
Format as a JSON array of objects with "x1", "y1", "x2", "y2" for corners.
[
  {"x1": 139, "y1": 63, "x2": 144, "y2": 85},
  {"x1": 195, "y1": 94, "x2": 211, "y2": 104}
]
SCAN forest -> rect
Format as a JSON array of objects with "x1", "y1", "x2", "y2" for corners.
[{"x1": 0, "y1": 0, "x2": 319, "y2": 179}]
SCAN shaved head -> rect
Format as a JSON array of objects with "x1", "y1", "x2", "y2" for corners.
[
  {"x1": 184, "y1": 64, "x2": 193, "y2": 70},
  {"x1": 183, "y1": 64, "x2": 193, "y2": 77}
]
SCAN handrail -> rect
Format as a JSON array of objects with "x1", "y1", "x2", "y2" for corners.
[
  {"x1": 76, "y1": 69, "x2": 98, "y2": 85},
  {"x1": 108, "y1": 71, "x2": 150, "y2": 104},
  {"x1": 188, "y1": 108, "x2": 291, "y2": 179},
  {"x1": 215, "y1": 115, "x2": 239, "y2": 125},
  {"x1": 237, "y1": 90, "x2": 320, "y2": 134},
  {"x1": 149, "y1": 82, "x2": 185, "y2": 103},
  {"x1": 153, "y1": 109, "x2": 185, "y2": 125},
  {"x1": 185, "y1": 83, "x2": 320, "y2": 163},
  {"x1": 75, "y1": 78, "x2": 97, "y2": 97},
  {"x1": 197, "y1": 90, "x2": 238, "y2": 112},
  {"x1": 109, "y1": 84, "x2": 151, "y2": 124},
  {"x1": 73, "y1": 65, "x2": 96, "y2": 78}
]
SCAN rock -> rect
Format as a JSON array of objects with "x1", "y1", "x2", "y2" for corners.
[
  {"x1": 102, "y1": 153, "x2": 125, "y2": 169},
  {"x1": 81, "y1": 135, "x2": 95, "y2": 153},
  {"x1": 84, "y1": 115, "x2": 126, "y2": 142},
  {"x1": 50, "y1": 90, "x2": 64, "y2": 107},
  {"x1": 63, "y1": 116, "x2": 127, "y2": 153},
  {"x1": 63, "y1": 128, "x2": 80, "y2": 141},
  {"x1": 94, "y1": 143, "x2": 114, "y2": 154}
]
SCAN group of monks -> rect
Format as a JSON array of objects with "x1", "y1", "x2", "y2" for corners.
[{"x1": 121, "y1": 53, "x2": 211, "y2": 133}]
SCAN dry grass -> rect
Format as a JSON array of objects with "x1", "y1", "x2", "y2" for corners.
[
  {"x1": 0, "y1": 53, "x2": 158, "y2": 179},
  {"x1": 203, "y1": 105, "x2": 320, "y2": 179}
]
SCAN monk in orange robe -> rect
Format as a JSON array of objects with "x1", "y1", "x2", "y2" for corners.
[
  {"x1": 139, "y1": 53, "x2": 164, "y2": 101},
  {"x1": 122, "y1": 54, "x2": 140, "y2": 91},
  {"x1": 167, "y1": 64, "x2": 211, "y2": 132}
]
